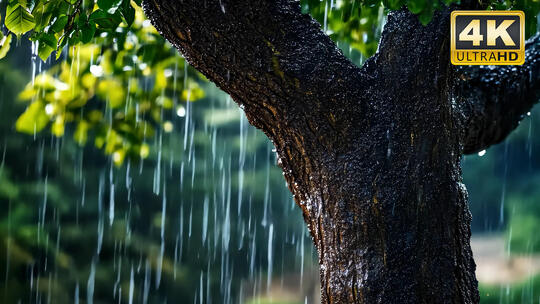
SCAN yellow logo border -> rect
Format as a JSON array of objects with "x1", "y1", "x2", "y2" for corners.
[{"x1": 450, "y1": 10, "x2": 525, "y2": 65}]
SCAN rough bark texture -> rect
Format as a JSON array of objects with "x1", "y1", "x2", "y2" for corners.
[{"x1": 142, "y1": 1, "x2": 540, "y2": 303}]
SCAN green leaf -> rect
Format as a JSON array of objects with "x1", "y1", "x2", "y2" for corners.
[
  {"x1": 89, "y1": 9, "x2": 122, "y2": 29},
  {"x1": 5, "y1": 2, "x2": 36, "y2": 36},
  {"x1": 68, "y1": 29, "x2": 81, "y2": 45},
  {"x1": 50, "y1": 15, "x2": 68, "y2": 33},
  {"x1": 407, "y1": 0, "x2": 426, "y2": 14},
  {"x1": 15, "y1": 101, "x2": 49, "y2": 134},
  {"x1": 56, "y1": 35, "x2": 68, "y2": 59},
  {"x1": 120, "y1": 0, "x2": 135, "y2": 26},
  {"x1": 80, "y1": 21, "x2": 96, "y2": 43},
  {"x1": 97, "y1": 0, "x2": 123, "y2": 14},
  {"x1": 0, "y1": 34, "x2": 13, "y2": 60},
  {"x1": 383, "y1": 0, "x2": 403, "y2": 10},
  {"x1": 37, "y1": 32, "x2": 56, "y2": 61},
  {"x1": 418, "y1": 8, "x2": 433, "y2": 26},
  {"x1": 31, "y1": 0, "x2": 55, "y2": 33},
  {"x1": 138, "y1": 44, "x2": 157, "y2": 64}
]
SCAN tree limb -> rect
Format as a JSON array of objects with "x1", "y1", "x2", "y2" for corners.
[
  {"x1": 456, "y1": 33, "x2": 540, "y2": 154},
  {"x1": 140, "y1": 2, "x2": 488, "y2": 302},
  {"x1": 142, "y1": 0, "x2": 382, "y2": 219},
  {"x1": 142, "y1": 0, "x2": 368, "y2": 142}
]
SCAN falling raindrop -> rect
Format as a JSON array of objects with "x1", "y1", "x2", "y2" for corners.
[
  {"x1": 109, "y1": 183, "x2": 115, "y2": 226},
  {"x1": 74, "y1": 283, "x2": 79, "y2": 304},
  {"x1": 267, "y1": 224, "x2": 274, "y2": 295},
  {"x1": 143, "y1": 259, "x2": 150, "y2": 304},
  {"x1": 87, "y1": 259, "x2": 96, "y2": 304},
  {"x1": 202, "y1": 196, "x2": 209, "y2": 243},
  {"x1": 129, "y1": 266, "x2": 134, "y2": 304},
  {"x1": 500, "y1": 141, "x2": 509, "y2": 225}
]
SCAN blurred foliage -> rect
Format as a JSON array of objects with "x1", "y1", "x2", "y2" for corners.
[
  {"x1": 0, "y1": 60, "x2": 315, "y2": 303},
  {"x1": 302, "y1": 0, "x2": 540, "y2": 59},
  {"x1": 463, "y1": 106, "x2": 540, "y2": 254},
  {"x1": 507, "y1": 211, "x2": 540, "y2": 253},
  {"x1": 479, "y1": 274, "x2": 540, "y2": 303}
]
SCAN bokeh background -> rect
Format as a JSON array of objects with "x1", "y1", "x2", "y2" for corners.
[{"x1": 1, "y1": 2, "x2": 540, "y2": 304}]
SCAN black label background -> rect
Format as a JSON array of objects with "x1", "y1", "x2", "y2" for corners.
[{"x1": 454, "y1": 15, "x2": 521, "y2": 50}]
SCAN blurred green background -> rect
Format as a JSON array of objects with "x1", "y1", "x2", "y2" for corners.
[{"x1": 0, "y1": 38, "x2": 321, "y2": 303}]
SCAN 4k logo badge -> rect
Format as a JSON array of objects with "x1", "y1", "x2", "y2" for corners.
[{"x1": 451, "y1": 11, "x2": 525, "y2": 65}]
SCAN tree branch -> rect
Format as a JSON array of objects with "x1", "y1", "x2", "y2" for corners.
[
  {"x1": 456, "y1": 33, "x2": 540, "y2": 154},
  {"x1": 142, "y1": 0, "x2": 379, "y2": 218},
  {"x1": 142, "y1": 0, "x2": 368, "y2": 140}
]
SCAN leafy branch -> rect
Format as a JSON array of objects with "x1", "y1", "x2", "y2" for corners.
[{"x1": 57, "y1": 0, "x2": 82, "y2": 49}]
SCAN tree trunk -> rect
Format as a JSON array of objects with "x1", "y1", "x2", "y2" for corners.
[
  {"x1": 303, "y1": 9, "x2": 479, "y2": 303},
  {"x1": 142, "y1": 0, "x2": 540, "y2": 303}
]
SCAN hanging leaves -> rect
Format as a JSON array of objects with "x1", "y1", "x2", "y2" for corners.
[
  {"x1": 9, "y1": 4, "x2": 205, "y2": 164},
  {"x1": 4, "y1": 0, "x2": 36, "y2": 36}
]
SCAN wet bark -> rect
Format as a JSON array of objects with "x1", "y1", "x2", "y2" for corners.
[{"x1": 142, "y1": 1, "x2": 540, "y2": 303}]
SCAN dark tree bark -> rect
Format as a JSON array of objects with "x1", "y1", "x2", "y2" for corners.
[{"x1": 142, "y1": 1, "x2": 540, "y2": 303}]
